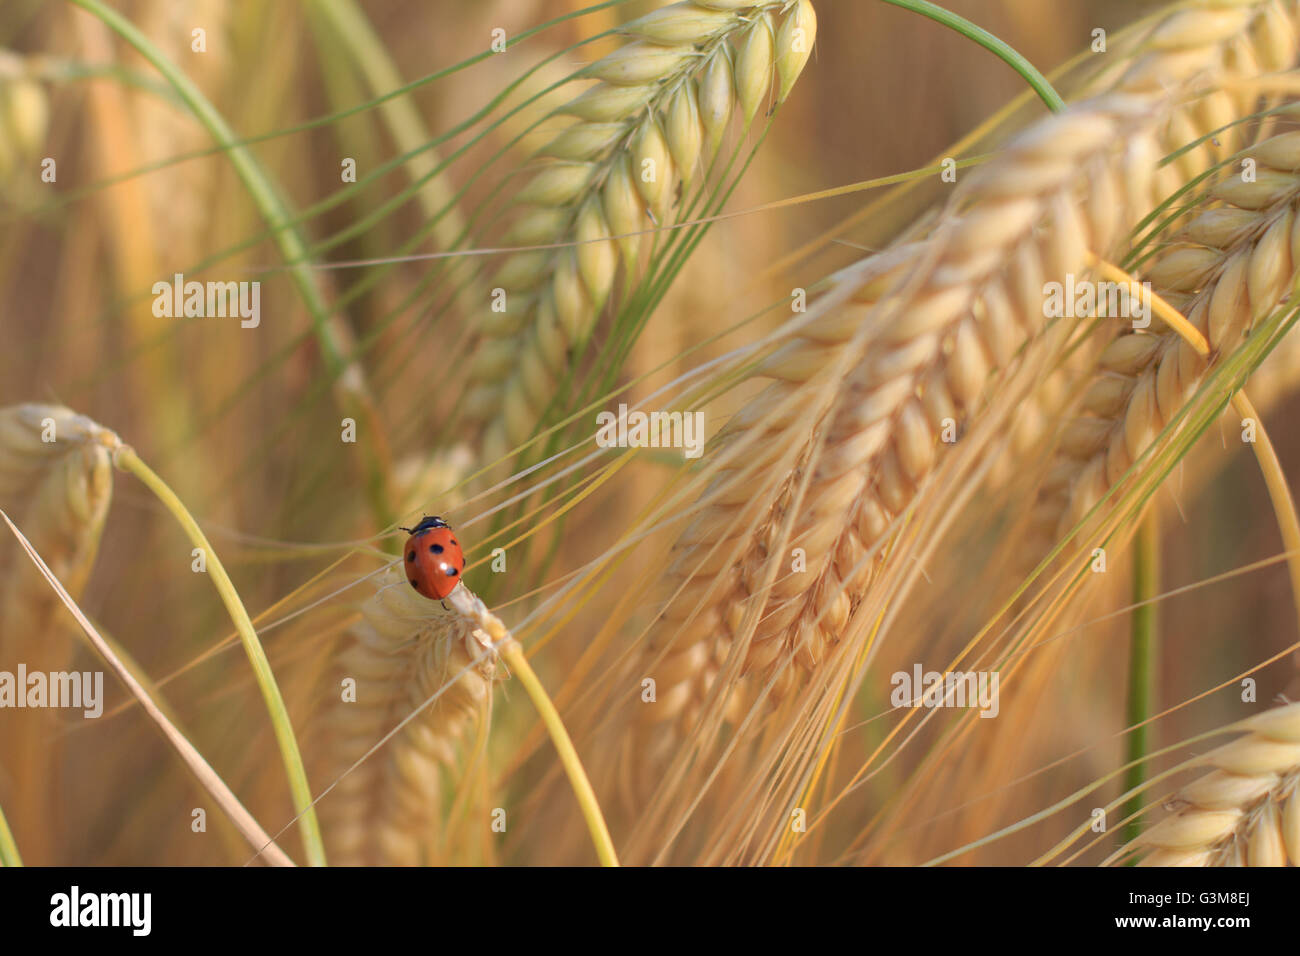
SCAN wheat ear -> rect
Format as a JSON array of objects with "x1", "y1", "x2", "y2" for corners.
[
  {"x1": 0, "y1": 405, "x2": 114, "y2": 654},
  {"x1": 992, "y1": 0, "x2": 1300, "y2": 492},
  {"x1": 1125, "y1": 703, "x2": 1300, "y2": 866},
  {"x1": 464, "y1": 0, "x2": 817, "y2": 464},
  {"x1": 319, "y1": 566, "x2": 619, "y2": 864},
  {"x1": 318, "y1": 568, "x2": 497, "y2": 865},
  {"x1": 631, "y1": 0, "x2": 1300, "y2": 745},
  {"x1": 0, "y1": 404, "x2": 114, "y2": 862},
  {"x1": 626, "y1": 96, "x2": 1167, "y2": 773},
  {"x1": 922, "y1": 11, "x2": 1300, "y2": 842},
  {"x1": 1032, "y1": 125, "x2": 1300, "y2": 548}
]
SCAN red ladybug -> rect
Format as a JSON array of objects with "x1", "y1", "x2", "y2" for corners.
[{"x1": 400, "y1": 516, "x2": 465, "y2": 606}]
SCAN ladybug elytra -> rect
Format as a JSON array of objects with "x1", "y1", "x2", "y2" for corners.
[{"x1": 400, "y1": 515, "x2": 466, "y2": 606}]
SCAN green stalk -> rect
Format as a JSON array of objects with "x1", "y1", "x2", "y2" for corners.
[
  {"x1": 880, "y1": 0, "x2": 1066, "y2": 113},
  {"x1": 115, "y1": 447, "x2": 326, "y2": 866},
  {"x1": 1122, "y1": 513, "x2": 1159, "y2": 850}
]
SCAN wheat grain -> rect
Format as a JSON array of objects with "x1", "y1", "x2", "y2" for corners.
[
  {"x1": 391, "y1": 444, "x2": 475, "y2": 518},
  {"x1": 0, "y1": 54, "x2": 49, "y2": 210},
  {"x1": 0, "y1": 51, "x2": 48, "y2": 193},
  {"x1": 1006, "y1": 0, "x2": 1295, "y2": 522},
  {"x1": 0, "y1": 76, "x2": 47, "y2": 169},
  {"x1": 1242, "y1": 295, "x2": 1300, "y2": 411},
  {"x1": 465, "y1": 0, "x2": 818, "y2": 464},
  {"x1": 1129, "y1": 703, "x2": 1300, "y2": 866},
  {"x1": 131, "y1": 0, "x2": 228, "y2": 262},
  {"x1": 975, "y1": 0, "x2": 1300, "y2": 493},
  {"x1": 874, "y1": 4, "x2": 1300, "y2": 864}
]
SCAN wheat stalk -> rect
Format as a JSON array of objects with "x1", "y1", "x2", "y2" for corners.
[
  {"x1": 0, "y1": 508, "x2": 297, "y2": 867},
  {"x1": 464, "y1": 0, "x2": 817, "y2": 464},
  {"x1": 1124, "y1": 703, "x2": 1300, "y2": 866}
]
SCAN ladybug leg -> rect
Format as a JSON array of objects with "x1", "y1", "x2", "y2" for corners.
[{"x1": 441, "y1": 600, "x2": 450, "y2": 612}]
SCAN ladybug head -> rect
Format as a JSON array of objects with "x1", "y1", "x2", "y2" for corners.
[{"x1": 400, "y1": 515, "x2": 450, "y2": 535}]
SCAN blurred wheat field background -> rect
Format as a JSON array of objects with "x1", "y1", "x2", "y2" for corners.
[{"x1": 2, "y1": 0, "x2": 1300, "y2": 867}]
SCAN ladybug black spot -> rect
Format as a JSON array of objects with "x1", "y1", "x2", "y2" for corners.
[
  {"x1": 448, "y1": 567, "x2": 458, "y2": 576},
  {"x1": 409, "y1": 579, "x2": 419, "y2": 589},
  {"x1": 406, "y1": 551, "x2": 415, "y2": 562},
  {"x1": 431, "y1": 543, "x2": 444, "y2": 554},
  {"x1": 451, "y1": 539, "x2": 458, "y2": 546}
]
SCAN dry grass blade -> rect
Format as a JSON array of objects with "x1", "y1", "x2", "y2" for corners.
[
  {"x1": 464, "y1": 0, "x2": 817, "y2": 463},
  {"x1": 0, "y1": 509, "x2": 295, "y2": 868}
]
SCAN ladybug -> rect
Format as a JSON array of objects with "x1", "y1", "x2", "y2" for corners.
[{"x1": 399, "y1": 516, "x2": 465, "y2": 607}]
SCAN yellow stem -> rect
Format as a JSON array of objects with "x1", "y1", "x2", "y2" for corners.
[
  {"x1": 1229, "y1": 392, "x2": 1300, "y2": 646},
  {"x1": 1089, "y1": 255, "x2": 1210, "y2": 357},
  {"x1": 1092, "y1": 257, "x2": 1300, "y2": 657},
  {"x1": 500, "y1": 642, "x2": 619, "y2": 866}
]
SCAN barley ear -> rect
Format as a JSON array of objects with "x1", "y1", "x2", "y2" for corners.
[
  {"x1": 0, "y1": 404, "x2": 113, "y2": 862},
  {"x1": 466, "y1": 2, "x2": 819, "y2": 458},
  {"x1": 1131, "y1": 703, "x2": 1300, "y2": 866},
  {"x1": 0, "y1": 404, "x2": 113, "y2": 658},
  {"x1": 319, "y1": 569, "x2": 497, "y2": 865}
]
